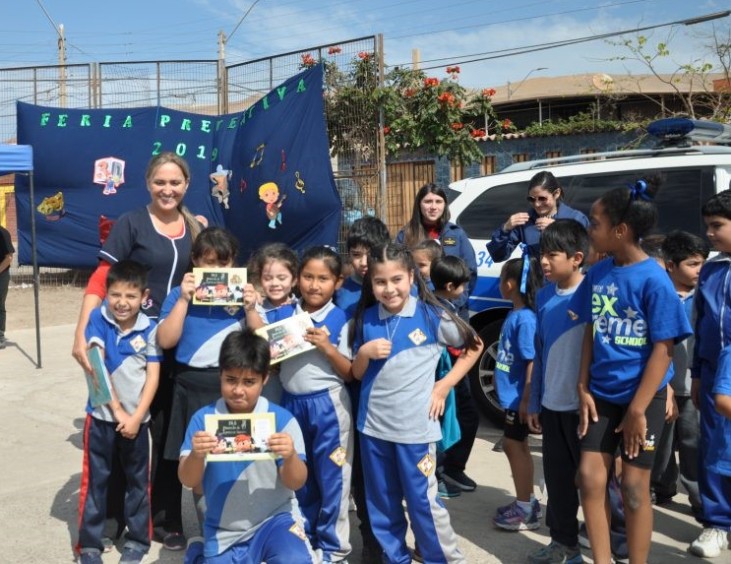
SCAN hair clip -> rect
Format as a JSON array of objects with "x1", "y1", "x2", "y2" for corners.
[{"x1": 628, "y1": 179, "x2": 652, "y2": 202}]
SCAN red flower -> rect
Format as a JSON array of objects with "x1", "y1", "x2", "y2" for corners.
[
  {"x1": 451, "y1": 122, "x2": 464, "y2": 131},
  {"x1": 446, "y1": 66, "x2": 461, "y2": 74},
  {"x1": 328, "y1": 46, "x2": 342, "y2": 55},
  {"x1": 437, "y1": 92, "x2": 456, "y2": 106},
  {"x1": 404, "y1": 88, "x2": 416, "y2": 97},
  {"x1": 470, "y1": 128, "x2": 486, "y2": 139},
  {"x1": 502, "y1": 118, "x2": 513, "y2": 130},
  {"x1": 301, "y1": 54, "x2": 316, "y2": 67},
  {"x1": 358, "y1": 51, "x2": 371, "y2": 60},
  {"x1": 423, "y1": 77, "x2": 439, "y2": 88},
  {"x1": 383, "y1": 126, "x2": 391, "y2": 135},
  {"x1": 482, "y1": 88, "x2": 497, "y2": 98}
]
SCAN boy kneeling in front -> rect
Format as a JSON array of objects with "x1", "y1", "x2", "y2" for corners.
[{"x1": 179, "y1": 328, "x2": 319, "y2": 563}]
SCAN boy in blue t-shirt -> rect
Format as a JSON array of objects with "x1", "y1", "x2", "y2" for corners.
[
  {"x1": 526, "y1": 219, "x2": 588, "y2": 564},
  {"x1": 650, "y1": 231, "x2": 708, "y2": 513},
  {"x1": 179, "y1": 328, "x2": 317, "y2": 563},
  {"x1": 77, "y1": 260, "x2": 162, "y2": 564},
  {"x1": 335, "y1": 216, "x2": 390, "y2": 318},
  {"x1": 688, "y1": 190, "x2": 731, "y2": 559}
]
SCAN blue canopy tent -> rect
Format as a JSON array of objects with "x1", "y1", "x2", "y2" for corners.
[{"x1": 0, "y1": 144, "x2": 41, "y2": 368}]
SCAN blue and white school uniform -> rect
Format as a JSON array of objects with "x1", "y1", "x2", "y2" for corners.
[
  {"x1": 354, "y1": 295, "x2": 465, "y2": 564},
  {"x1": 257, "y1": 295, "x2": 297, "y2": 404},
  {"x1": 707, "y1": 346, "x2": 731, "y2": 478},
  {"x1": 692, "y1": 255, "x2": 731, "y2": 529},
  {"x1": 335, "y1": 275, "x2": 363, "y2": 319},
  {"x1": 572, "y1": 257, "x2": 692, "y2": 405},
  {"x1": 159, "y1": 286, "x2": 245, "y2": 460},
  {"x1": 494, "y1": 307, "x2": 536, "y2": 412},
  {"x1": 180, "y1": 397, "x2": 317, "y2": 562},
  {"x1": 268, "y1": 299, "x2": 353, "y2": 563},
  {"x1": 78, "y1": 305, "x2": 162, "y2": 556}
]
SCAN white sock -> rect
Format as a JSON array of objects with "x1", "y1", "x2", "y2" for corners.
[{"x1": 517, "y1": 500, "x2": 533, "y2": 514}]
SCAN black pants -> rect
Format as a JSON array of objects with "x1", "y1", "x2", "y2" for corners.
[
  {"x1": 442, "y1": 376, "x2": 480, "y2": 474},
  {"x1": 0, "y1": 266, "x2": 9, "y2": 337},
  {"x1": 541, "y1": 408, "x2": 581, "y2": 548},
  {"x1": 149, "y1": 359, "x2": 183, "y2": 533}
]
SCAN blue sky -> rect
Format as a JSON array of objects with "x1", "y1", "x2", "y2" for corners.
[{"x1": 1, "y1": 0, "x2": 728, "y2": 88}]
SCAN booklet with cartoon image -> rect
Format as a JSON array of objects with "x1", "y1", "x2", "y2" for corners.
[
  {"x1": 255, "y1": 312, "x2": 315, "y2": 365},
  {"x1": 204, "y1": 412, "x2": 279, "y2": 461},
  {"x1": 192, "y1": 267, "x2": 247, "y2": 306},
  {"x1": 85, "y1": 346, "x2": 115, "y2": 408}
]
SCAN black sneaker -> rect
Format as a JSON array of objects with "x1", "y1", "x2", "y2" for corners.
[
  {"x1": 442, "y1": 469, "x2": 477, "y2": 491},
  {"x1": 437, "y1": 478, "x2": 462, "y2": 498}
]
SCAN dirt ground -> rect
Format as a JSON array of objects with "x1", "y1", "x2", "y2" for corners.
[{"x1": 7, "y1": 285, "x2": 84, "y2": 330}]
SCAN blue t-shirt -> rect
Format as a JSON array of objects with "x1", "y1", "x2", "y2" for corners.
[
  {"x1": 159, "y1": 286, "x2": 244, "y2": 368},
  {"x1": 180, "y1": 397, "x2": 307, "y2": 557},
  {"x1": 530, "y1": 281, "x2": 584, "y2": 413},
  {"x1": 708, "y1": 346, "x2": 731, "y2": 477},
  {"x1": 494, "y1": 307, "x2": 536, "y2": 411},
  {"x1": 353, "y1": 296, "x2": 464, "y2": 444},
  {"x1": 334, "y1": 275, "x2": 363, "y2": 319},
  {"x1": 572, "y1": 257, "x2": 692, "y2": 404},
  {"x1": 85, "y1": 304, "x2": 163, "y2": 422}
]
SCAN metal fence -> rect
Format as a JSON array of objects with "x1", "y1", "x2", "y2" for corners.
[{"x1": 1, "y1": 35, "x2": 384, "y2": 285}]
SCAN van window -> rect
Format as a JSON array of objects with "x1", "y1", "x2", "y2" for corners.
[
  {"x1": 456, "y1": 181, "x2": 528, "y2": 239},
  {"x1": 563, "y1": 168, "x2": 714, "y2": 238}
]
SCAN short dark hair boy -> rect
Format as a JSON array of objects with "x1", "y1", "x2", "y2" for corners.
[
  {"x1": 539, "y1": 218, "x2": 589, "y2": 266},
  {"x1": 525, "y1": 219, "x2": 588, "y2": 562},
  {"x1": 650, "y1": 229, "x2": 708, "y2": 513},
  {"x1": 77, "y1": 259, "x2": 161, "y2": 564},
  {"x1": 336, "y1": 216, "x2": 391, "y2": 319},
  {"x1": 178, "y1": 329, "x2": 316, "y2": 563},
  {"x1": 701, "y1": 188, "x2": 731, "y2": 220},
  {"x1": 431, "y1": 255, "x2": 471, "y2": 298}
]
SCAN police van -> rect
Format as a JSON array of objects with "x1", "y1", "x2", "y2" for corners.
[{"x1": 448, "y1": 118, "x2": 731, "y2": 424}]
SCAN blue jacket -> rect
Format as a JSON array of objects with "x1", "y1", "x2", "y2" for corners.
[
  {"x1": 487, "y1": 203, "x2": 589, "y2": 263},
  {"x1": 692, "y1": 254, "x2": 731, "y2": 378},
  {"x1": 396, "y1": 221, "x2": 477, "y2": 313}
]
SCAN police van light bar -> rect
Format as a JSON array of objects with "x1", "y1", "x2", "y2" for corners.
[{"x1": 648, "y1": 118, "x2": 731, "y2": 145}]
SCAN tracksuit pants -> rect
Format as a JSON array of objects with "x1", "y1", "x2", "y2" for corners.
[
  {"x1": 282, "y1": 387, "x2": 353, "y2": 562},
  {"x1": 360, "y1": 435, "x2": 465, "y2": 564},
  {"x1": 77, "y1": 415, "x2": 151, "y2": 554}
]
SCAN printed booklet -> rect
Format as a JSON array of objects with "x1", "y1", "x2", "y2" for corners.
[
  {"x1": 192, "y1": 267, "x2": 247, "y2": 306},
  {"x1": 204, "y1": 412, "x2": 278, "y2": 461},
  {"x1": 85, "y1": 346, "x2": 114, "y2": 408},
  {"x1": 255, "y1": 312, "x2": 315, "y2": 365}
]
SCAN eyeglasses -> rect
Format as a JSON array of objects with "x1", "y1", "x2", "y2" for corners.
[{"x1": 526, "y1": 195, "x2": 550, "y2": 204}]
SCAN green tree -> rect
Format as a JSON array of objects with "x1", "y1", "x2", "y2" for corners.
[{"x1": 306, "y1": 50, "x2": 505, "y2": 165}]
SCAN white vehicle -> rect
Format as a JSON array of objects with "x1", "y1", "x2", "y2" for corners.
[{"x1": 448, "y1": 118, "x2": 731, "y2": 424}]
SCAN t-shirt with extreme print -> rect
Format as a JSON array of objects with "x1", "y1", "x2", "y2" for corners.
[{"x1": 570, "y1": 257, "x2": 692, "y2": 405}]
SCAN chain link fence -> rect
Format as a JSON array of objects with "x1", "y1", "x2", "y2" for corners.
[{"x1": 1, "y1": 35, "x2": 384, "y2": 286}]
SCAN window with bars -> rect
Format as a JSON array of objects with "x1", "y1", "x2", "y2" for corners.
[
  {"x1": 481, "y1": 155, "x2": 497, "y2": 176},
  {"x1": 512, "y1": 153, "x2": 529, "y2": 163}
]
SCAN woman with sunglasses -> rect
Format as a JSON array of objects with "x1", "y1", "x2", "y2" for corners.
[{"x1": 487, "y1": 171, "x2": 589, "y2": 263}]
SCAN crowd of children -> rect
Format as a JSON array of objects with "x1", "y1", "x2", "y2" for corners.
[{"x1": 75, "y1": 181, "x2": 731, "y2": 564}]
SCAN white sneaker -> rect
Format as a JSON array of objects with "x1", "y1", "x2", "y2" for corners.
[{"x1": 689, "y1": 527, "x2": 729, "y2": 558}]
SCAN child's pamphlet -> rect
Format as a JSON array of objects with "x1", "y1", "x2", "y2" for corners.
[
  {"x1": 192, "y1": 267, "x2": 247, "y2": 306},
  {"x1": 205, "y1": 412, "x2": 279, "y2": 461},
  {"x1": 255, "y1": 313, "x2": 315, "y2": 365},
  {"x1": 86, "y1": 346, "x2": 114, "y2": 408}
]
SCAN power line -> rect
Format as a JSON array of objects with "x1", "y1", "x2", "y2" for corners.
[{"x1": 406, "y1": 10, "x2": 730, "y2": 71}]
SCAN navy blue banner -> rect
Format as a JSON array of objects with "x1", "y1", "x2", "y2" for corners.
[{"x1": 15, "y1": 65, "x2": 341, "y2": 267}]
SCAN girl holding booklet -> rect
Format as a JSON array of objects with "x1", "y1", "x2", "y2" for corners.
[
  {"x1": 156, "y1": 226, "x2": 257, "y2": 533},
  {"x1": 265, "y1": 246, "x2": 354, "y2": 564}
]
